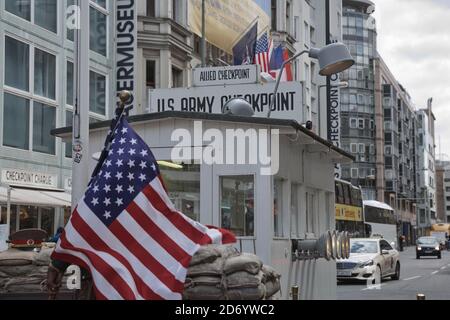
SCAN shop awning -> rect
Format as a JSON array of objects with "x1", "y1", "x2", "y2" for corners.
[{"x1": 0, "y1": 186, "x2": 71, "y2": 207}]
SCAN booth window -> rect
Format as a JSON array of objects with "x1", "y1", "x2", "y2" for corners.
[
  {"x1": 220, "y1": 176, "x2": 255, "y2": 237},
  {"x1": 159, "y1": 163, "x2": 200, "y2": 222},
  {"x1": 0, "y1": 205, "x2": 18, "y2": 235},
  {"x1": 274, "y1": 179, "x2": 284, "y2": 237}
]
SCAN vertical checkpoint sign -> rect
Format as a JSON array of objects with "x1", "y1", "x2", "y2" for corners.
[{"x1": 116, "y1": 0, "x2": 137, "y2": 111}]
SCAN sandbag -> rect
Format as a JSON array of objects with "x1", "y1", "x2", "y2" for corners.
[
  {"x1": 0, "y1": 249, "x2": 36, "y2": 267},
  {"x1": 0, "y1": 265, "x2": 47, "y2": 278},
  {"x1": 223, "y1": 253, "x2": 262, "y2": 275},
  {"x1": 33, "y1": 248, "x2": 53, "y2": 266},
  {"x1": 184, "y1": 276, "x2": 222, "y2": 289},
  {"x1": 226, "y1": 271, "x2": 264, "y2": 289},
  {"x1": 189, "y1": 246, "x2": 222, "y2": 267},
  {"x1": 264, "y1": 279, "x2": 281, "y2": 299},
  {"x1": 187, "y1": 258, "x2": 224, "y2": 277},
  {"x1": 226, "y1": 284, "x2": 266, "y2": 300}
]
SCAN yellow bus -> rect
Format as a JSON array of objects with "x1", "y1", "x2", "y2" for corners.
[{"x1": 335, "y1": 179, "x2": 365, "y2": 237}]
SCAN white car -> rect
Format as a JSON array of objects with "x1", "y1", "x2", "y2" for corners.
[{"x1": 337, "y1": 238, "x2": 401, "y2": 283}]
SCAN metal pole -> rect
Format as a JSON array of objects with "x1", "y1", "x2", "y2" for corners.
[
  {"x1": 325, "y1": 0, "x2": 332, "y2": 141},
  {"x1": 6, "y1": 186, "x2": 11, "y2": 238},
  {"x1": 267, "y1": 50, "x2": 309, "y2": 118},
  {"x1": 71, "y1": 0, "x2": 90, "y2": 211},
  {"x1": 201, "y1": 0, "x2": 206, "y2": 67}
]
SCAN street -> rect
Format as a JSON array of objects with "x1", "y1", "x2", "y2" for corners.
[{"x1": 337, "y1": 247, "x2": 450, "y2": 300}]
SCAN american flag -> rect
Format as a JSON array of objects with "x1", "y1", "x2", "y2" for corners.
[
  {"x1": 255, "y1": 32, "x2": 272, "y2": 73},
  {"x1": 52, "y1": 117, "x2": 236, "y2": 300}
]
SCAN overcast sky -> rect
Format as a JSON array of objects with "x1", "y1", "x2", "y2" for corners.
[{"x1": 372, "y1": 0, "x2": 450, "y2": 160}]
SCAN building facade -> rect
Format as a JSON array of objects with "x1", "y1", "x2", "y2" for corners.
[
  {"x1": 0, "y1": 1, "x2": 116, "y2": 236},
  {"x1": 416, "y1": 101, "x2": 437, "y2": 235},
  {"x1": 374, "y1": 57, "x2": 419, "y2": 243},
  {"x1": 435, "y1": 160, "x2": 450, "y2": 223},
  {"x1": 339, "y1": 0, "x2": 377, "y2": 200}
]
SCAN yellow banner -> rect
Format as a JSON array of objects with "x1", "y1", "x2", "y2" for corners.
[
  {"x1": 189, "y1": 0, "x2": 271, "y2": 54},
  {"x1": 336, "y1": 205, "x2": 363, "y2": 222}
]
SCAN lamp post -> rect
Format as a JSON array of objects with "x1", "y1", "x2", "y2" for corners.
[
  {"x1": 267, "y1": 42, "x2": 354, "y2": 118},
  {"x1": 318, "y1": 81, "x2": 348, "y2": 135}
]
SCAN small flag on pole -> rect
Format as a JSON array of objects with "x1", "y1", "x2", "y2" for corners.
[
  {"x1": 255, "y1": 32, "x2": 273, "y2": 73},
  {"x1": 232, "y1": 22, "x2": 258, "y2": 66},
  {"x1": 269, "y1": 44, "x2": 294, "y2": 82},
  {"x1": 52, "y1": 117, "x2": 236, "y2": 300}
]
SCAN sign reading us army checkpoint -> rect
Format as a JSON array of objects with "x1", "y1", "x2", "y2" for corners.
[
  {"x1": 149, "y1": 82, "x2": 303, "y2": 122},
  {"x1": 193, "y1": 65, "x2": 259, "y2": 87}
]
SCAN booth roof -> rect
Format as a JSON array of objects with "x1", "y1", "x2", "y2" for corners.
[
  {"x1": 51, "y1": 111, "x2": 354, "y2": 161},
  {"x1": 0, "y1": 186, "x2": 71, "y2": 207}
]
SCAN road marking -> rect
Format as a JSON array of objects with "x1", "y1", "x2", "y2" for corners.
[
  {"x1": 403, "y1": 276, "x2": 421, "y2": 281},
  {"x1": 431, "y1": 271, "x2": 439, "y2": 275},
  {"x1": 361, "y1": 283, "x2": 386, "y2": 291}
]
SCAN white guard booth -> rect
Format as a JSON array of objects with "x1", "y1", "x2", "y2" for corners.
[{"x1": 54, "y1": 110, "x2": 353, "y2": 300}]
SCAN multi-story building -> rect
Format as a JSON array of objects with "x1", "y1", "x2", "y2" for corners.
[
  {"x1": 339, "y1": 0, "x2": 377, "y2": 200},
  {"x1": 374, "y1": 56, "x2": 419, "y2": 242},
  {"x1": 416, "y1": 100, "x2": 437, "y2": 235},
  {"x1": 0, "y1": 1, "x2": 115, "y2": 236},
  {"x1": 435, "y1": 160, "x2": 450, "y2": 223}
]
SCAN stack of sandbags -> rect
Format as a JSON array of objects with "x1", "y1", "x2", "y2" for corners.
[
  {"x1": 0, "y1": 248, "x2": 48, "y2": 293},
  {"x1": 183, "y1": 245, "x2": 281, "y2": 300}
]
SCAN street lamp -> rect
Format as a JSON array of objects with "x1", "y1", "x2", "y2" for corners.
[
  {"x1": 318, "y1": 81, "x2": 348, "y2": 134},
  {"x1": 267, "y1": 42, "x2": 355, "y2": 118}
]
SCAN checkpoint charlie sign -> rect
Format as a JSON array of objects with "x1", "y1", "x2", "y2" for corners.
[
  {"x1": 149, "y1": 82, "x2": 303, "y2": 122},
  {"x1": 193, "y1": 65, "x2": 259, "y2": 87}
]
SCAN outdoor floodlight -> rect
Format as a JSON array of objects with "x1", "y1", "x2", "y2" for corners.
[
  {"x1": 267, "y1": 42, "x2": 354, "y2": 118},
  {"x1": 222, "y1": 98, "x2": 255, "y2": 117},
  {"x1": 294, "y1": 230, "x2": 334, "y2": 261},
  {"x1": 309, "y1": 42, "x2": 355, "y2": 76},
  {"x1": 260, "y1": 72, "x2": 276, "y2": 83}
]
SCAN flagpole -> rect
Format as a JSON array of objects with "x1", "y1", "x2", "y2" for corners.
[
  {"x1": 201, "y1": 0, "x2": 206, "y2": 67},
  {"x1": 71, "y1": 0, "x2": 90, "y2": 211},
  {"x1": 90, "y1": 91, "x2": 133, "y2": 181}
]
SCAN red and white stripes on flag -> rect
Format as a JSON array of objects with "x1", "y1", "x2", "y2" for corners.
[
  {"x1": 255, "y1": 32, "x2": 273, "y2": 73},
  {"x1": 53, "y1": 177, "x2": 235, "y2": 300}
]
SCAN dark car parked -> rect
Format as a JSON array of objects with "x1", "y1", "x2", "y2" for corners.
[{"x1": 416, "y1": 237, "x2": 441, "y2": 259}]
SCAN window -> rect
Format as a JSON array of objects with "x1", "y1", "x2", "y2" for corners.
[
  {"x1": 171, "y1": 67, "x2": 183, "y2": 88},
  {"x1": 286, "y1": 1, "x2": 291, "y2": 34},
  {"x1": 6, "y1": 0, "x2": 57, "y2": 33},
  {"x1": 33, "y1": 102, "x2": 56, "y2": 154},
  {"x1": 35, "y1": 0, "x2": 57, "y2": 33},
  {"x1": 358, "y1": 118, "x2": 365, "y2": 129},
  {"x1": 65, "y1": 110, "x2": 73, "y2": 158},
  {"x1": 271, "y1": 0, "x2": 277, "y2": 30},
  {"x1": 274, "y1": 179, "x2": 284, "y2": 237},
  {"x1": 220, "y1": 176, "x2": 255, "y2": 237},
  {"x1": 351, "y1": 168, "x2": 359, "y2": 179},
  {"x1": 89, "y1": 71, "x2": 107, "y2": 116},
  {"x1": 67, "y1": 61, "x2": 74, "y2": 106},
  {"x1": 90, "y1": 6, "x2": 107, "y2": 56},
  {"x1": 370, "y1": 144, "x2": 375, "y2": 155},
  {"x1": 359, "y1": 143, "x2": 365, "y2": 154},
  {"x1": 147, "y1": 0, "x2": 156, "y2": 17},
  {"x1": 5, "y1": 36, "x2": 29, "y2": 92},
  {"x1": 6, "y1": 0, "x2": 31, "y2": 21},
  {"x1": 3, "y1": 93, "x2": 30, "y2": 150},
  {"x1": 34, "y1": 48, "x2": 56, "y2": 100},
  {"x1": 146, "y1": 60, "x2": 156, "y2": 89},
  {"x1": 350, "y1": 118, "x2": 357, "y2": 128},
  {"x1": 350, "y1": 143, "x2": 357, "y2": 154},
  {"x1": 160, "y1": 163, "x2": 201, "y2": 222}
]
